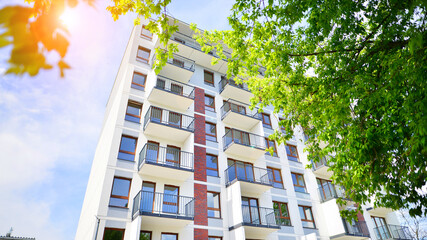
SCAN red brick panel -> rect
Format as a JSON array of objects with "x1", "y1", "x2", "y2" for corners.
[
  {"x1": 194, "y1": 228, "x2": 208, "y2": 240},
  {"x1": 194, "y1": 145, "x2": 207, "y2": 181},
  {"x1": 194, "y1": 183, "x2": 208, "y2": 225},
  {"x1": 194, "y1": 87, "x2": 205, "y2": 114},
  {"x1": 194, "y1": 114, "x2": 206, "y2": 145}
]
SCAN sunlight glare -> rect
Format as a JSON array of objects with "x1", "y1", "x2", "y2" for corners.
[{"x1": 59, "y1": 9, "x2": 76, "y2": 28}]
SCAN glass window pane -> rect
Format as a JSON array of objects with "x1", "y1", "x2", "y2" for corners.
[
  {"x1": 109, "y1": 198, "x2": 128, "y2": 208},
  {"x1": 207, "y1": 169, "x2": 218, "y2": 177},
  {"x1": 206, "y1": 155, "x2": 218, "y2": 169},
  {"x1": 298, "y1": 206, "x2": 306, "y2": 219},
  {"x1": 120, "y1": 136, "x2": 136, "y2": 152},
  {"x1": 305, "y1": 208, "x2": 313, "y2": 220},
  {"x1": 161, "y1": 233, "x2": 177, "y2": 240},
  {"x1": 140, "y1": 232, "x2": 151, "y2": 240},
  {"x1": 132, "y1": 73, "x2": 146, "y2": 88},
  {"x1": 127, "y1": 104, "x2": 141, "y2": 116},
  {"x1": 137, "y1": 48, "x2": 150, "y2": 60},
  {"x1": 274, "y1": 169, "x2": 282, "y2": 182},
  {"x1": 112, "y1": 178, "x2": 130, "y2": 197},
  {"x1": 281, "y1": 204, "x2": 289, "y2": 217},
  {"x1": 103, "y1": 228, "x2": 124, "y2": 240}
]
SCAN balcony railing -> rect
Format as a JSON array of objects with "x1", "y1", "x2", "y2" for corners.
[
  {"x1": 154, "y1": 76, "x2": 195, "y2": 99},
  {"x1": 312, "y1": 156, "x2": 330, "y2": 171},
  {"x1": 242, "y1": 205, "x2": 278, "y2": 228},
  {"x1": 342, "y1": 219, "x2": 370, "y2": 237},
  {"x1": 132, "y1": 191, "x2": 195, "y2": 220},
  {"x1": 374, "y1": 225, "x2": 412, "y2": 240},
  {"x1": 143, "y1": 106, "x2": 195, "y2": 132},
  {"x1": 219, "y1": 76, "x2": 250, "y2": 93},
  {"x1": 220, "y1": 99, "x2": 261, "y2": 120},
  {"x1": 318, "y1": 182, "x2": 350, "y2": 202},
  {"x1": 225, "y1": 163, "x2": 271, "y2": 186},
  {"x1": 138, "y1": 143, "x2": 194, "y2": 171},
  {"x1": 152, "y1": 53, "x2": 195, "y2": 72},
  {"x1": 223, "y1": 128, "x2": 266, "y2": 151}
]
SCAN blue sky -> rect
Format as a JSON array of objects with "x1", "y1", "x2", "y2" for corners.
[{"x1": 0, "y1": 0, "x2": 233, "y2": 239}]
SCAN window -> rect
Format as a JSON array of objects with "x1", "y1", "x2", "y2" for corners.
[
  {"x1": 372, "y1": 216, "x2": 391, "y2": 239},
  {"x1": 262, "y1": 113, "x2": 272, "y2": 129},
  {"x1": 109, "y1": 177, "x2": 131, "y2": 208},
  {"x1": 242, "y1": 197, "x2": 260, "y2": 224},
  {"x1": 205, "y1": 94, "x2": 215, "y2": 112},
  {"x1": 267, "y1": 167, "x2": 283, "y2": 189},
  {"x1": 207, "y1": 191, "x2": 221, "y2": 218},
  {"x1": 140, "y1": 231, "x2": 152, "y2": 240},
  {"x1": 292, "y1": 173, "x2": 306, "y2": 193},
  {"x1": 137, "y1": 46, "x2": 150, "y2": 64},
  {"x1": 317, "y1": 178, "x2": 335, "y2": 200},
  {"x1": 172, "y1": 58, "x2": 184, "y2": 68},
  {"x1": 265, "y1": 138, "x2": 278, "y2": 157},
  {"x1": 206, "y1": 122, "x2": 217, "y2": 142},
  {"x1": 118, "y1": 135, "x2": 137, "y2": 161},
  {"x1": 204, "y1": 70, "x2": 214, "y2": 86},
  {"x1": 103, "y1": 228, "x2": 125, "y2": 240},
  {"x1": 286, "y1": 144, "x2": 299, "y2": 162},
  {"x1": 163, "y1": 185, "x2": 179, "y2": 214},
  {"x1": 161, "y1": 233, "x2": 178, "y2": 240},
  {"x1": 141, "y1": 25, "x2": 153, "y2": 40},
  {"x1": 168, "y1": 111, "x2": 182, "y2": 127},
  {"x1": 299, "y1": 205, "x2": 315, "y2": 228},
  {"x1": 227, "y1": 159, "x2": 254, "y2": 182},
  {"x1": 273, "y1": 202, "x2": 291, "y2": 226},
  {"x1": 224, "y1": 100, "x2": 246, "y2": 114},
  {"x1": 141, "y1": 181, "x2": 155, "y2": 212},
  {"x1": 125, "y1": 101, "x2": 142, "y2": 123},
  {"x1": 206, "y1": 154, "x2": 218, "y2": 177},
  {"x1": 174, "y1": 37, "x2": 185, "y2": 44},
  {"x1": 131, "y1": 72, "x2": 146, "y2": 91},
  {"x1": 166, "y1": 145, "x2": 180, "y2": 167},
  {"x1": 208, "y1": 237, "x2": 222, "y2": 240}
]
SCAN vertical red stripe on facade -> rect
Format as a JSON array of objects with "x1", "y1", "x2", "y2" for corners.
[
  {"x1": 194, "y1": 145, "x2": 207, "y2": 181},
  {"x1": 194, "y1": 183, "x2": 208, "y2": 225},
  {"x1": 194, "y1": 114, "x2": 206, "y2": 145},
  {"x1": 194, "y1": 87, "x2": 205, "y2": 114},
  {"x1": 194, "y1": 228, "x2": 208, "y2": 240}
]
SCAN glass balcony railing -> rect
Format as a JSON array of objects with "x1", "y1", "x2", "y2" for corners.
[
  {"x1": 154, "y1": 76, "x2": 195, "y2": 99},
  {"x1": 219, "y1": 76, "x2": 250, "y2": 93},
  {"x1": 132, "y1": 191, "x2": 195, "y2": 220},
  {"x1": 242, "y1": 205, "x2": 278, "y2": 228},
  {"x1": 225, "y1": 163, "x2": 271, "y2": 187},
  {"x1": 318, "y1": 182, "x2": 350, "y2": 202},
  {"x1": 222, "y1": 128, "x2": 266, "y2": 152},
  {"x1": 138, "y1": 143, "x2": 194, "y2": 171},
  {"x1": 374, "y1": 224, "x2": 412, "y2": 240},
  {"x1": 143, "y1": 106, "x2": 195, "y2": 132},
  {"x1": 220, "y1": 99, "x2": 261, "y2": 120},
  {"x1": 342, "y1": 219, "x2": 370, "y2": 237}
]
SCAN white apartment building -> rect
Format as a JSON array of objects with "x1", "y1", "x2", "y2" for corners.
[{"x1": 75, "y1": 17, "x2": 411, "y2": 240}]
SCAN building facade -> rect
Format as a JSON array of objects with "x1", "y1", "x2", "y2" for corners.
[{"x1": 75, "y1": 17, "x2": 410, "y2": 240}]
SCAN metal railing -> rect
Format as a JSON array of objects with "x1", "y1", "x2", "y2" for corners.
[
  {"x1": 152, "y1": 53, "x2": 195, "y2": 72},
  {"x1": 143, "y1": 106, "x2": 195, "y2": 132},
  {"x1": 225, "y1": 163, "x2": 271, "y2": 186},
  {"x1": 220, "y1": 99, "x2": 261, "y2": 120},
  {"x1": 342, "y1": 219, "x2": 370, "y2": 237},
  {"x1": 219, "y1": 76, "x2": 250, "y2": 93},
  {"x1": 138, "y1": 143, "x2": 194, "y2": 171},
  {"x1": 242, "y1": 205, "x2": 278, "y2": 227},
  {"x1": 312, "y1": 156, "x2": 330, "y2": 171},
  {"x1": 223, "y1": 128, "x2": 266, "y2": 151},
  {"x1": 318, "y1": 182, "x2": 349, "y2": 202},
  {"x1": 132, "y1": 190, "x2": 195, "y2": 220},
  {"x1": 154, "y1": 76, "x2": 195, "y2": 99},
  {"x1": 374, "y1": 225, "x2": 412, "y2": 240}
]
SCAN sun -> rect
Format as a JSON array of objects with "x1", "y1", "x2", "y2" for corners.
[{"x1": 59, "y1": 8, "x2": 76, "y2": 28}]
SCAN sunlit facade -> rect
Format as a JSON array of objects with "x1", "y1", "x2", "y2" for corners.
[{"x1": 75, "y1": 17, "x2": 409, "y2": 240}]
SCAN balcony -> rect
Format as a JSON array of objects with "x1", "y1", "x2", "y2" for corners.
[
  {"x1": 138, "y1": 143, "x2": 193, "y2": 181},
  {"x1": 143, "y1": 106, "x2": 194, "y2": 142},
  {"x1": 374, "y1": 225, "x2": 412, "y2": 240},
  {"x1": 241, "y1": 205, "x2": 279, "y2": 238},
  {"x1": 312, "y1": 155, "x2": 333, "y2": 178},
  {"x1": 338, "y1": 220, "x2": 371, "y2": 239},
  {"x1": 318, "y1": 182, "x2": 352, "y2": 203},
  {"x1": 132, "y1": 191, "x2": 195, "y2": 227},
  {"x1": 225, "y1": 163, "x2": 272, "y2": 195},
  {"x1": 152, "y1": 53, "x2": 195, "y2": 83},
  {"x1": 221, "y1": 99, "x2": 261, "y2": 130},
  {"x1": 222, "y1": 128, "x2": 266, "y2": 160},
  {"x1": 366, "y1": 206, "x2": 394, "y2": 216},
  {"x1": 148, "y1": 76, "x2": 195, "y2": 111},
  {"x1": 219, "y1": 76, "x2": 254, "y2": 104}
]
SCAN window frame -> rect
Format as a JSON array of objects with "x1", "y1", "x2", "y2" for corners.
[
  {"x1": 292, "y1": 172, "x2": 307, "y2": 193},
  {"x1": 103, "y1": 228, "x2": 125, "y2": 240},
  {"x1": 208, "y1": 237, "x2": 222, "y2": 240},
  {"x1": 141, "y1": 25, "x2": 153, "y2": 40},
  {"x1": 205, "y1": 122, "x2": 217, "y2": 142},
  {"x1": 299, "y1": 205, "x2": 316, "y2": 228},
  {"x1": 140, "y1": 231, "x2": 152, "y2": 240},
  {"x1": 273, "y1": 201, "x2": 291, "y2": 226},
  {"x1": 265, "y1": 138, "x2": 278, "y2": 157},
  {"x1": 137, "y1": 46, "x2": 151, "y2": 64},
  {"x1": 161, "y1": 232, "x2": 178, "y2": 240},
  {"x1": 118, "y1": 135, "x2": 138, "y2": 161},
  {"x1": 125, "y1": 101, "x2": 142, "y2": 123},
  {"x1": 204, "y1": 70, "x2": 214, "y2": 86},
  {"x1": 204, "y1": 94, "x2": 215, "y2": 112},
  {"x1": 286, "y1": 144, "x2": 299, "y2": 162},
  {"x1": 206, "y1": 154, "x2": 219, "y2": 177},
  {"x1": 261, "y1": 113, "x2": 272, "y2": 129},
  {"x1": 207, "y1": 191, "x2": 221, "y2": 218},
  {"x1": 131, "y1": 72, "x2": 147, "y2": 90},
  {"x1": 109, "y1": 176, "x2": 132, "y2": 208},
  {"x1": 267, "y1": 167, "x2": 284, "y2": 189}
]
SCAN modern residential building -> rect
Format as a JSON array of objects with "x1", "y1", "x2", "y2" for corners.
[{"x1": 75, "y1": 17, "x2": 411, "y2": 240}]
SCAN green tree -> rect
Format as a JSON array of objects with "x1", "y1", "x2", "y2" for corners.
[{"x1": 109, "y1": 0, "x2": 427, "y2": 218}]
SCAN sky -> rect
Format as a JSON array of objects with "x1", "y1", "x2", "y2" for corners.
[{"x1": 0, "y1": 0, "x2": 234, "y2": 239}]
